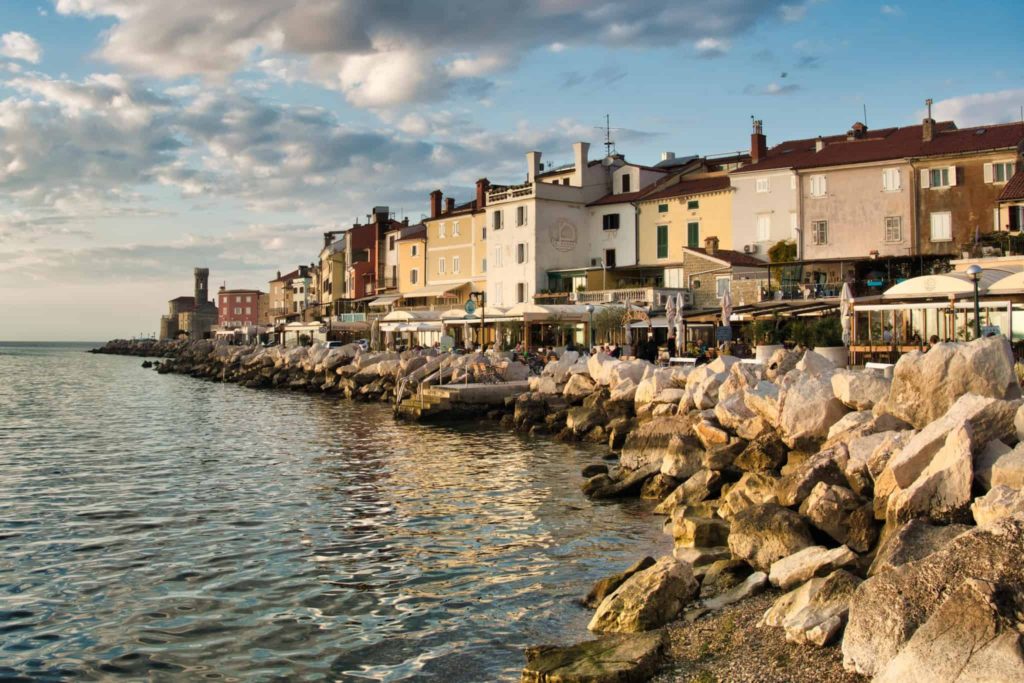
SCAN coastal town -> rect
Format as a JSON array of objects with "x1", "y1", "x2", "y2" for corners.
[
  {"x1": 159, "y1": 103, "x2": 1024, "y2": 363},
  {"x1": 93, "y1": 103, "x2": 1024, "y2": 683}
]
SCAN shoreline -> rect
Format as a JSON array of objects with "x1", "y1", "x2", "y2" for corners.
[{"x1": 91, "y1": 337, "x2": 1024, "y2": 683}]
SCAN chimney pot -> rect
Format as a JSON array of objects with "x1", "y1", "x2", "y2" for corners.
[
  {"x1": 445, "y1": 197, "x2": 455, "y2": 213},
  {"x1": 429, "y1": 190, "x2": 442, "y2": 219},
  {"x1": 751, "y1": 120, "x2": 767, "y2": 163},
  {"x1": 661, "y1": 151, "x2": 675, "y2": 161},
  {"x1": 923, "y1": 98, "x2": 935, "y2": 142},
  {"x1": 705, "y1": 235, "x2": 720, "y2": 256},
  {"x1": 815, "y1": 136, "x2": 825, "y2": 152}
]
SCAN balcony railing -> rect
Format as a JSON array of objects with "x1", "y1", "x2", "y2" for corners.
[
  {"x1": 487, "y1": 182, "x2": 534, "y2": 203},
  {"x1": 572, "y1": 287, "x2": 694, "y2": 308}
]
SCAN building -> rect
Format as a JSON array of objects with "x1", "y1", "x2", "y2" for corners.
[
  {"x1": 217, "y1": 287, "x2": 268, "y2": 328},
  {"x1": 997, "y1": 152, "x2": 1024, "y2": 232},
  {"x1": 158, "y1": 268, "x2": 218, "y2": 339},
  {"x1": 268, "y1": 269, "x2": 298, "y2": 324},
  {"x1": 679, "y1": 236, "x2": 769, "y2": 310},
  {"x1": 397, "y1": 223, "x2": 427, "y2": 294},
  {"x1": 318, "y1": 231, "x2": 347, "y2": 317},
  {"x1": 413, "y1": 180, "x2": 489, "y2": 307},
  {"x1": 344, "y1": 207, "x2": 406, "y2": 304}
]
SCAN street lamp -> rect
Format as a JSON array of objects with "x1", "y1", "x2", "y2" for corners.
[
  {"x1": 966, "y1": 264, "x2": 983, "y2": 339},
  {"x1": 584, "y1": 303, "x2": 595, "y2": 350}
]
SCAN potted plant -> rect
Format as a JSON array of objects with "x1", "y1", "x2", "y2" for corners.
[
  {"x1": 749, "y1": 317, "x2": 784, "y2": 363},
  {"x1": 811, "y1": 316, "x2": 848, "y2": 367}
]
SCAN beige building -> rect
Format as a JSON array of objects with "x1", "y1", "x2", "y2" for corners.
[
  {"x1": 397, "y1": 223, "x2": 427, "y2": 293},
  {"x1": 317, "y1": 232, "x2": 347, "y2": 317},
  {"x1": 417, "y1": 180, "x2": 490, "y2": 306}
]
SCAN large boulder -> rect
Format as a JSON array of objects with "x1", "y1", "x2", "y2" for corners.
[
  {"x1": 727, "y1": 503, "x2": 815, "y2": 572},
  {"x1": 760, "y1": 569, "x2": 862, "y2": 647},
  {"x1": 743, "y1": 381, "x2": 782, "y2": 426},
  {"x1": 583, "y1": 557, "x2": 657, "y2": 608},
  {"x1": 764, "y1": 348, "x2": 799, "y2": 382},
  {"x1": 778, "y1": 374, "x2": 849, "y2": 448},
  {"x1": 542, "y1": 350, "x2": 580, "y2": 383},
  {"x1": 885, "y1": 423, "x2": 974, "y2": 525},
  {"x1": 567, "y1": 405, "x2": 608, "y2": 436},
  {"x1": 975, "y1": 438, "x2": 1014, "y2": 490},
  {"x1": 692, "y1": 419, "x2": 730, "y2": 450},
  {"x1": 794, "y1": 349, "x2": 835, "y2": 378},
  {"x1": 776, "y1": 445, "x2": 848, "y2": 507},
  {"x1": 886, "y1": 336, "x2": 1021, "y2": 429},
  {"x1": 588, "y1": 556, "x2": 698, "y2": 633},
  {"x1": 842, "y1": 515, "x2": 1024, "y2": 677},
  {"x1": 608, "y1": 360, "x2": 650, "y2": 392},
  {"x1": 767, "y1": 545, "x2": 859, "y2": 590},
  {"x1": 734, "y1": 431, "x2": 788, "y2": 472},
  {"x1": 563, "y1": 373, "x2": 597, "y2": 401},
  {"x1": 831, "y1": 369, "x2": 891, "y2": 411},
  {"x1": 608, "y1": 378, "x2": 638, "y2": 403},
  {"x1": 714, "y1": 393, "x2": 768, "y2": 440},
  {"x1": 989, "y1": 442, "x2": 1024, "y2": 490},
  {"x1": 972, "y1": 484, "x2": 1024, "y2": 528},
  {"x1": 692, "y1": 372, "x2": 727, "y2": 410},
  {"x1": 634, "y1": 367, "x2": 673, "y2": 405},
  {"x1": 873, "y1": 578, "x2": 1024, "y2": 683},
  {"x1": 530, "y1": 375, "x2": 561, "y2": 394},
  {"x1": 672, "y1": 513, "x2": 730, "y2": 548},
  {"x1": 620, "y1": 416, "x2": 690, "y2": 470},
  {"x1": 718, "y1": 472, "x2": 780, "y2": 519},
  {"x1": 653, "y1": 469, "x2": 722, "y2": 515},
  {"x1": 867, "y1": 518, "x2": 972, "y2": 577},
  {"x1": 588, "y1": 353, "x2": 618, "y2": 386},
  {"x1": 522, "y1": 631, "x2": 666, "y2": 683},
  {"x1": 799, "y1": 482, "x2": 876, "y2": 552},
  {"x1": 660, "y1": 434, "x2": 705, "y2": 480}
]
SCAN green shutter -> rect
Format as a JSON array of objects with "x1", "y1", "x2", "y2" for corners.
[
  {"x1": 657, "y1": 225, "x2": 668, "y2": 259},
  {"x1": 687, "y1": 222, "x2": 699, "y2": 248}
]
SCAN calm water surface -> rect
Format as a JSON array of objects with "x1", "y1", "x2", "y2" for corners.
[{"x1": 0, "y1": 343, "x2": 669, "y2": 681}]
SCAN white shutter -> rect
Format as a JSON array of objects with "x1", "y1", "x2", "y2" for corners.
[
  {"x1": 821, "y1": 175, "x2": 827, "y2": 195},
  {"x1": 948, "y1": 166, "x2": 958, "y2": 186},
  {"x1": 984, "y1": 163, "x2": 994, "y2": 184},
  {"x1": 995, "y1": 207, "x2": 1001, "y2": 231},
  {"x1": 882, "y1": 170, "x2": 889, "y2": 191},
  {"x1": 920, "y1": 169, "x2": 930, "y2": 188}
]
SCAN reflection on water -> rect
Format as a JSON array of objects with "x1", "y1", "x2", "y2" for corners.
[{"x1": 0, "y1": 343, "x2": 669, "y2": 681}]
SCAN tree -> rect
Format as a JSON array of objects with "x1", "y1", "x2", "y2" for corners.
[
  {"x1": 768, "y1": 240, "x2": 797, "y2": 263},
  {"x1": 593, "y1": 305, "x2": 627, "y2": 343}
]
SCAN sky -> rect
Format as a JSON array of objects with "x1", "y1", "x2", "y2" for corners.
[{"x1": 0, "y1": 0, "x2": 1022, "y2": 341}]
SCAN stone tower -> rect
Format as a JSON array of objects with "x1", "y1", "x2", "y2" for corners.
[{"x1": 194, "y1": 267, "x2": 210, "y2": 305}]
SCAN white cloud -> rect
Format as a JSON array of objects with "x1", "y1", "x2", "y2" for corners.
[
  {"x1": 695, "y1": 37, "x2": 729, "y2": 58},
  {"x1": 55, "y1": 0, "x2": 797, "y2": 109},
  {"x1": 0, "y1": 32, "x2": 42, "y2": 63},
  {"x1": 880, "y1": 4, "x2": 903, "y2": 15},
  {"x1": 928, "y1": 89, "x2": 1024, "y2": 127},
  {"x1": 779, "y1": 4, "x2": 807, "y2": 22}
]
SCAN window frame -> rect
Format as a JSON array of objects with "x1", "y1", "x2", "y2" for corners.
[
  {"x1": 687, "y1": 221, "x2": 700, "y2": 249},
  {"x1": 516, "y1": 243, "x2": 528, "y2": 264},
  {"x1": 604, "y1": 248, "x2": 616, "y2": 268},
  {"x1": 930, "y1": 211, "x2": 952, "y2": 242},
  {"x1": 516, "y1": 206, "x2": 527, "y2": 227},
  {"x1": 452, "y1": 220, "x2": 461, "y2": 236},
  {"x1": 756, "y1": 213, "x2": 771, "y2": 242},
  {"x1": 656, "y1": 224, "x2": 669, "y2": 259},
  {"x1": 809, "y1": 174, "x2": 827, "y2": 198},
  {"x1": 882, "y1": 167, "x2": 901, "y2": 192},
  {"x1": 438, "y1": 257, "x2": 446, "y2": 274},
  {"x1": 602, "y1": 213, "x2": 620, "y2": 231},
  {"x1": 516, "y1": 282, "x2": 527, "y2": 304},
  {"x1": 811, "y1": 220, "x2": 828, "y2": 245},
  {"x1": 492, "y1": 210, "x2": 502, "y2": 230},
  {"x1": 621, "y1": 174, "x2": 631, "y2": 193},
  {"x1": 452, "y1": 255, "x2": 461, "y2": 273},
  {"x1": 657, "y1": 203, "x2": 669, "y2": 213},
  {"x1": 438, "y1": 222, "x2": 446, "y2": 238},
  {"x1": 884, "y1": 216, "x2": 903, "y2": 243},
  {"x1": 410, "y1": 268, "x2": 418, "y2": 285},
  {"x1": 755, "y1": 177, "x2": 770, "y2": 193},
  {"x1": 715, "y1": 276, "x2": 731, "y2": 299}
]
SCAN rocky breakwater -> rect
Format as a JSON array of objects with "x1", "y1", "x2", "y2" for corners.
[
  {"x1": 522, "y1": 336, "x2": 1024, "y2": 683},
  {"x1": 94, "y1": 338, "x2": 532, "y2": 407}
]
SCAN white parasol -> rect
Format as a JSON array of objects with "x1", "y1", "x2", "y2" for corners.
[
  {"x1": 840, "y1": 281, "x2": 854, "y2": 347},
  {"x1": 675, "y1": 291, "x2": 686, "y2": 353},
  {"x1": 665, "y1": 294, "x2": 677, "y2": 332},
  {"x1": 720, "y1": 287, "x2": 733, "y2": 328}
]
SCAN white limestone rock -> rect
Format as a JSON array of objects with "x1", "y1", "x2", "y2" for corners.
[
  {"x1": 971, "y1": 484, "x2": 1024, "y2": 528},
  {"x1": 588, "y1": 556, "x2": 698, "y2": 633},
  {"x1": 830, "y1": 369, "x2": 891, "y2": 411},
  {"x1": 768, "y1": 545, "x2": 859, "y2": 591},
  {"x1": 886, "y1": 423, "x2": 975, "y2": 525},
  {"x1": 778, "y1": 375, "x2": 849, "y2": 448}
]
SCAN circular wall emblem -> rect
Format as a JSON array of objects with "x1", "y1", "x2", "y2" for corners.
[{"x1": 550, "y1": 218, "x2": 578, "y2": 252}]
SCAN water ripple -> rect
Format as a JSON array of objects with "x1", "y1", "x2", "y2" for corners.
[{"x1": 0, "y1": 343, "x2": 670, "y2": 681}]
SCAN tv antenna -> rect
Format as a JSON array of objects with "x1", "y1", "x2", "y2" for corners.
[{"x1": 595, "y1": 114, "x2": 620, "y2": 156}]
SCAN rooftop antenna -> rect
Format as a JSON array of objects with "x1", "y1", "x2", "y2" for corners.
[
  {"x1": 595, "y1": 114, "x2": 620, "y2": 156},
  {"x1": 863, "y1": 103, "x2": 868, "y2": 127},
  {"x1": 925, "y1": 98, "x2": 933, "y2": 119}
]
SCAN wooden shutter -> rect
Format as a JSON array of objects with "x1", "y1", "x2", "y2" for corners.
[
  {"x1": 920, "y1": 169, "x2": 930, "y2": 188},
  {"x1": 948, "y1": 166, "x2": 958, "y2": 186},
  {"x1": 984, "y1": 163, "x2": 994, "y2": 183}
]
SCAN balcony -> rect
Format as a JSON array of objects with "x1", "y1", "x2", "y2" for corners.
[
  {"x1": 572, "y1": 287, "x2": 694, "y2": 308},
  {"x1": 487, "y1": 182, "x2": 534, "y2": 203}
]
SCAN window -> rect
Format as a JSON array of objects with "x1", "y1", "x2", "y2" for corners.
[
  {"x1": 930, "y1": 211, "x2": 952, "y2": 241},
  {"x1": 234, "y1": 307, "x2": 242, "y2": 315},
  {"x1": 811, "y1": 220, "x2": 828, "y2": 245},
  {"x1": 687, "y1": 200, "x2": 699, "y2": 210},
  {"x1": 492, "y1": 211, "x2": 502, "y2": 229},
  {"x1": 657, "y1": 225, "x2": 669, "y2": 259},
  {"x1": 756, "y1": 177, "x2": 771, "y2": 193},
  {"x1": 245, "y1": 307, "x2": 252, "y2": 315},
  {"x1": 235, "y1": 296, "x2": 241, "y2": 303},
  {"x1": 516, "y1": 243, "x2": 528, "y2": 264},
  {"x1": 481, "y1": 258, "x2": 487, "y2": 273},
  {"x1": 987, "y1": 162, "x2": 1017, "y2": 183},
  {"x1": 482, "y1": 225, "x2": 487, "y2": 240},
  {"x1": 438, "y1": 257, "x2": 446, "y2": 274},
  {"x1": 604, "y1": 249, "x2": 616, "y2": 268},
  {"x1": 411, "y1": 244, "x2": 418, "y2": 257},
  {"x1": 410, "y1": 269, "x2": 419, "y2": 285},
  {"x1": 516, "y1": 282, "x2": 527, "y2": 303},
  {"x1": 884, "y1": 216, "x2": 903, "y2": 243},
  {"x1": 452, "y1": 221, "x2": 461, "y2": 236},
  {"x1": 493, "y1": 245, "x2": 503, "y2": 267},
  {"x1": 438, "y1": 222, "x2": 446, "y2": 238},
  {"x1": 789, "y1": 212, "x2": 798, "y2": 240},
  {"x1": 453, "y1": 256, "x2": 461, "y2": 273},
  {"x1": 922, "y1": 167, "x2": 955, "y2": 188},
  {"x1": 995, "y1": 208, "x2": 1002, "y2": 232},
  {"x1": 658, "y1": 203, "x2": 669, "y2": 213},
  {"x1": 809, "y1": 174, "x2": 827, "y2": 197},
  {"x1": 687, "y1": 222, "x2": 699, "y2": 248},
  {"x1": 882, "y1": 168, "x2": 901, "y2": 192},
  {"x1": 1010, "y1": 206, "x2": 1024, "y2": 232},
  {"x1": 756, "y1": 214, "x2": 771, "y2": 242},
  {"x1": 388, "y1": 235, "x2": 396, "y2": 251},
  {"x1": 602, "y1": 213, "x2": 620, "y2": 230},
  {"x1": 516, "y1": 206, "x2": 527, "y2": 226},
  {"x1": 621, "y1": 174, "x2": 631, "y2": 193},
  {"x1": 562, "y1": 178, "x2": 570, "y2": 185},
  {"x1": 716, "y1": 277, "x2": 731, "y2": 299},
  {"x1": 246, "y1": 295, "x2": 252, "y2": 303}
]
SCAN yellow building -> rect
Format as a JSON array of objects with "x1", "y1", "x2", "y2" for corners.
[
  {"x1": 636, "y1": 175, "x2": 735, "y2": 268},
  {"x1": 318, "y1": 231, "x2": 347, "y2": 317},
  {"x1": 397, "y1": 224, "x2": 426, "y2": 293},
  {"x1": 414, "y1": 180, "x2": 490, "y2": 306}
]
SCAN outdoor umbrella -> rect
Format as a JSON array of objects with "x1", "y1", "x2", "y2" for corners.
[
  {"x1": 840, "y1": 281, "x2": 854, "y2": 347},
  {"x1": 720, "y1": 287, "x2": 733, "y2": 329},
  {"x1": 665, "y1": 293, "x2": 677, "y2": 332},
  {"x1": 675, "y1": 291, "x2": 686, "y2": 353}
]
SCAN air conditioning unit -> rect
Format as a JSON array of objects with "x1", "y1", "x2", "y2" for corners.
[
  {"x1": 743, "y1": 244, "x2": 758, "y2": 254},
  {"x1": 590, "y1": 258, "x2": 600, "y2": 267}
]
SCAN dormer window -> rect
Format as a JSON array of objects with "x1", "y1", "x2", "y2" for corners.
[{"x1": 621, "y1": 174, "x2": 631, "y2": 193}]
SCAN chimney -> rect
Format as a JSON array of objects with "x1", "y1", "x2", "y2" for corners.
[
  {"x1": 815, "y1": 136, "x2": 825, "y2": 152},
  {"x1": 276, "y1": 270, "x2": 281, "y2": 280},
  {"x1": 526, "y1": 151, "x2": 542, "y2": 183},
  {"x1": 429, "y1": 190, "x2": 442, "y2": 219},
  {"x1": 751, "y1": 119, "x2": 767, "y2": 163},
  {"x1": 661, "y1": 151, "x2": 676, "y2": 162},
  {"x1": 445, "y1": 197, "x2": 455, "y2": 214},
  {"x1": 323, "y1": 232, "x2": 333, "y2": 249},
  {"x1": 572, "y1": 141, "x2": 590, "y2": 182},
  {"x1": 402, "y1": 216, "x2": 409, "y2": 226},
  {"x1": 475, "y1": 178, "x2": 489, "y2": 208},
  {"x1": 848, "y1": 121, "x2": 868, "y2": 140},
  {"x1": 922, "y1": 98, "x2": 935, "y2": 142},
  {"x1": 705, "y1": 236, "x2": 719, "y2": 256}
]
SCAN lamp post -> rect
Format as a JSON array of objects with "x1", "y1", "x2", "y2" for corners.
[
  {"x1": 584, "y1": 303, "x2": 595, "y2": 350},
  {"x1": 966, "y1": 264, "x2": 983, "y2": 340}
]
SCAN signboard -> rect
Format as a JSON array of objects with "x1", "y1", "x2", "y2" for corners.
[
  {"x1": 464, "y1": 299, "x2": 477, "y2": 315},
  {"x1": 866, "y1": 279, "x2": 884, "y2": 287},
  {"x1": 716, "y1": 326, "x2": 733, "y2": 342},
  {"x1": 981, "y1": 325, "x2": 1001, "y2": 336},
  {"x1": 440, "y1": 335, "x2": 454, "y2": 352}
]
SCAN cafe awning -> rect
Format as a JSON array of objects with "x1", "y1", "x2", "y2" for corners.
[
  {"x1": 882, "y1": 270, "x2": 1014, "y2": 299},
  {"x1": 368, "y1": 294, "x2": 402, "y2": 307},
  {"x1": 401, "y1": 282, "x2": 470, "y2": 299}
]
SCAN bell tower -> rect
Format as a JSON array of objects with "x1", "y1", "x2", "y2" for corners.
[{"x1": 194, "y1": 267, "x2": 210, "y2": 305}]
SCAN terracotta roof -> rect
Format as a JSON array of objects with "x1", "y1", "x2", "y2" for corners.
[
  {"x1": 999, "y1": 168, "x2": 1024, "y2": 202},
  {"x1": 638, "y1": 175, "x2": 731, "y2": 202},
  {"x1": 397, "y1": 224, "x2": 427, "y2": 240},
  {"x1": 684, "y1": 247, "x2": 766, "y2": 268},
  {"x1": 170, "y1": 296, "x2": 195, "y2": 303},
  {"x1": 270, "y1": 269, "x2": 300, "y2": 283},
  {"x1": 587, "y1": 189, "x2": 647, "y2": 206}
]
